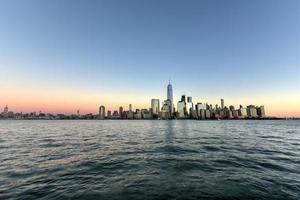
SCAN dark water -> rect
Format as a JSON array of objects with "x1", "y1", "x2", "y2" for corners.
[{"x1": 0, "y1": 120, "x2": 300, "y2": 200}]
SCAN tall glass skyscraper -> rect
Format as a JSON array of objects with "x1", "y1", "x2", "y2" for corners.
[
  {"x1": 151, "y1": 99, "x2": 160, "y2": 115},
  {"x1": 167, "y1": 80, "x2": 174, "y2": 115}
]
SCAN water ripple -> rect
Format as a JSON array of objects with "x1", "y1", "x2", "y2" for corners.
[{"x1": 0, "y1": 120, "x2": 300, "y2": 200}]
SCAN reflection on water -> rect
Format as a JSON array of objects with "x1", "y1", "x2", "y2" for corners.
[{"x1": 0, "y1": 120, "x2": 300, "y2": 200}]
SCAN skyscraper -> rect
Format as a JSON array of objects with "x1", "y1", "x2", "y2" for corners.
[
  {"x1": 107, "y1": 110, "x2": 112, "y2": 118},
  {"x1": 99, "y1": 105, "x2": 105, "y2": 119},
  {"x1": 257, "y1": 106, "x2": 266, "y2": 118},
  {"x1": 160, "y1": 99, "x2": 172, "y2": 119},
  {"x1": 181, "y1": 94, "x2": 186, "y2": 102},
  {"x1": 247, "y1": 105, "x2": 258, "y2": 118},
  {"x1": 151, "y1": 99, "x2": 160, "y2": 115},
  {"x1": 186, "y1": 96, "x2": 193, "y2": 115},
  {"x1": 221, "y1": 99, "x2": 224, "y2": 109},
  {"x1": 177, "y1": 101, "x2": 186, "y2": 118},
  {"x1": 167, "y1": 80, "x2": 174, "y2": 115},
  {"x1": 119, "y1": 106, "x2": 123, "y2": 118},
  {"x1": 129, "y1": 104, "x2": 132, "y2": 112},
  {"x1": 177, "y1": 94, "x2": 187, "y2": 118}
]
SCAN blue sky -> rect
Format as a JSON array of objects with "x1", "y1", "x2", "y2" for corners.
[{"x1": 0, "y1": 0, "x2": 300, "y2": 116}]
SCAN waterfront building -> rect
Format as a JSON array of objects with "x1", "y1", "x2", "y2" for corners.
[
  {"x1": 177, "y1": 101, "x2": 186, "y2": 118},
  {"x1": 199, "y1": 109, "x2": 206, "y2": 119},
  {"x1": 229, "y1": 109, "x2": 234, "y2": 119},
  {"x1": 158, "y1": 110, "x2": 170, "y2": 119},
  {"x1": 257, "y1": 106, "x2": 266, "y2": 118},
  {"x1": 221, "y1": 99, "x2": 224, "y2": 109},
  {"x1": 129, "y1": 104, "x2": 132, "y2": 112},
  {"x1": 215, "y1": 104, "x2": 219, "y2": 110},
  {"x1": 134, "y1": 110, "x2": 142, "y2": 119},
  {"x1": 107, "y1": 110, "x2": 112, "y2": 118},
  {"x1": 232, "y1": 110, "x2": 239, "y2": 118},
  {"x1": 167, "y1": 81, "x2": 174, "y2": 116},
  {"x1": 160, "y1": 99, "x2": 172, "y2": 119},
  {"x1": 162, "y1": 99, "x2": 172, "y2": 117},
  {"x1": 14, "y1": 112, "x2": 23, "y2": 120},
  {"x1": 238, "y1": 105, "x2": 248, "y2": 118},
  {"x1": 223, "y1": 107, "x2": 230, "y2": 118},
  {"x1": 126, "y1": 111, "x2": 134, "y2": 119},
  {"x1": 195, "y1": 103, "x2": 206, "y2": 119},
  {"x1": 205, "y1": 110, "x2": 211, "y2": 119},
  {"x1": 218, "y1": 110, "x2": 224, "y2": 119},
  {"x1": 190, "y1": 109, "x2": 197, "y2": 119},
  {"x1": 247, "y1": 105, "x2": 258, "y2": 118},
  {"x1": 2, "y1": 105, "x2": 8, "y2": 118},
  {"x1": 151, "y1": 99, "x2": 160, "y2": 115},
  {"x1": 141, "y1": 109, "x2": 152, "y2": 119},
  {"x1": 119, "y1": 106, "x2": 123, "y2": 118},
  {"x1": 186, "y1": 96, "x2": 193, "y2": 116},
  {"x1": 6, "y1": 111, "x2": 14, "y2": 119},
  {"x1": 177, "y1": 95, "x2": 187, "y2": 118},
  {"x1": 99, "y1": 105, "x2": 105, "y2": 119},
  {"x1": 112, "y1": 110, "x2": 119, "y2": 119},
  {"x1": 197, "y1": 103, "x2": 207, "y2": 110},
  {"x1": 195, "y1": 103, "x2": 202, "y2": 112}
]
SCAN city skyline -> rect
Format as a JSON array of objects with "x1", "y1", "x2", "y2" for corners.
[
  {"x1": 0, "y1": 79, "x2": 297, "y2": 117},
  {"x1": 1, "y1": 0, "x2": 300, "y2": 117},
  {"x1": 1, "y1": 81, "x2": 269, "y2": 120}
]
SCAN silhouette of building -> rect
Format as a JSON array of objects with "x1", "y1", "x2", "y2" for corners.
[
  {"x1": 247, "y1": 105, "x2": 258, "y2": 118},
  {"x1": 257, "y1": 106, "x2": 266, "y2": 118},
  {"x1": 107, "y1": 110, "x2": 112, "y2": 118},
  {"x1": 129, "y1": 104, "x2": 132, "y2": 112},
  {"x1": 167, "y1": 81, "x2": 174, "y2": 116},
  {"x1": 99, "y1": 105, "x2": 105, "y2": 119},
  {"x1": 221, "y1": 99, "x2": 224, "y2": 109},
  {"x1": 119, "y1": 106, "x2": 123, "y2": 119},
  {"x1": 112, "y1": 110, "x2": 119, "y2": 119}
]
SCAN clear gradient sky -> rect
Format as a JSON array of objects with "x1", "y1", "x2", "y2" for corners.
[{"x1": 0, "y1": 0, "x2": 300, "y2": 117}]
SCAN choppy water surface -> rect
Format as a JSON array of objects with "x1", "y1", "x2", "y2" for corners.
[{"x1": 0, "y1": 120, "x2": 300, "y2": 200}]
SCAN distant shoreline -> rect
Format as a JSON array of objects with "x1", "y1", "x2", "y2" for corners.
[{"x1": 1, "y1": 117, "x2": 299, "y2": 121}]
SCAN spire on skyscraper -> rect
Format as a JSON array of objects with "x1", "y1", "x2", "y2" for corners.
[{"x1": 167, "y1": 80, "x2": 174, "y2": 116}]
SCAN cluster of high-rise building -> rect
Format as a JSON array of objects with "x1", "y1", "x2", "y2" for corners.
[
  {"x1": 1, "y1": 81, "x2": 267, "y2": 120},
  {"x1": 0, "y1": 106, "x2": 99, "y2": 120},
  {"x1": 99, "y1": 82, "x2": 266, "y2": 120}
]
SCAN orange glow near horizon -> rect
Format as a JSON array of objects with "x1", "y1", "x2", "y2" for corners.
[{"x1": 1, "y1": 86, "x2": 300, "y2": 117}]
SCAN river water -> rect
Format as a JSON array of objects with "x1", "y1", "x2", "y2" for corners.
[{"x1": 0, "y1": 120, "x2": 300, "y2": 199}]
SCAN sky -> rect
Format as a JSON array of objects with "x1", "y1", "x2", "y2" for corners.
[{"x1": 0, "y1": 0, "x2": 300, "y2": 117}]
